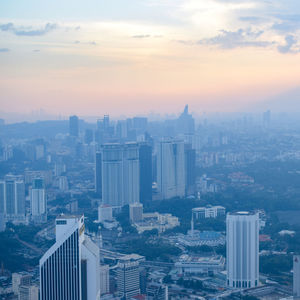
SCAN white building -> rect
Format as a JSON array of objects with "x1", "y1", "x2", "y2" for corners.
[
  {"x1": 101, "y1": 143, "x2": 140, "y2": 207},
  {"x1": 98, "y1": 204, "x2": 113, "y2": 223},
  {"x1": 58, "y1": 176, "x2": 68, "y2": 191},
  {"x1": 129, "y1": 203, "x2": 143, "y2": 223},
  {"x1": 100, "y1": 264, "x2": 110, "y2": 295},
  {"x1": 294, "y1": 255, "x2": 300, "y2": 299},
  {"x1": 0, "y1": 175, "x2": 26, "y2": 223},
  {"x1": 157, "y1": 139, "x2": 185, "y2": 200},
  {"x1": 192, "y1": 205, "x2": 225, "y2": 219},
  {"x1": 40, "y1": 215, "x2": 100, "y2": 300},
  {"x1": 226, "y1": 211, "x2": 259, "y2": 289},
  {"x1": 30, "y1": 178, "x2": 46, "y2": 222},
  {"x1": 12, "y1": 272, "x2": 31, "y2": 295},
  {"x1": 18, "y1": 285, "x2": 39, "y2": 300}
]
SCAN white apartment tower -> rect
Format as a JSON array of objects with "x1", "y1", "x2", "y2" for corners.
[
  {"x1": 226, "y1": 211, "x2": 259, "y2": 289},
  {"x1": 30, "y1": 178, "x2": 46, "y2": 222},
  {"x1": 157, "y1": 139, "x2": 185, "y2": 200},
  {"x1": 40, "y1": 215, "x2": 100, "y2": 300}
]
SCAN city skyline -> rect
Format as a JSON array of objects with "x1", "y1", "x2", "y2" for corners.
[{"x1": 1, "y1": 0, "x2": 300, "y2": 117}]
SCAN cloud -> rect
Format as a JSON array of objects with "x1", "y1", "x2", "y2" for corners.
[
  {"x1": 132, "y1": 34, "x2": 151, "y2": 38},
  {"x1": 89, "y1": 41, "x2": 97, "y2": 46},
  {"x1": 198, "y1": 28, "x2": 273, "y2": 49},
  {"x1": 0, "y1": 48, "x2": 10, "y2": 52},
  {"x1": 272, "y1": 14, "x2": 300, "y2": 32},
  {"x1": 0, "y1": 22, "x2": 57, "y2": 36},
  {"x1": 277, "y1": 35, "x2": 299, "y2": 53}
]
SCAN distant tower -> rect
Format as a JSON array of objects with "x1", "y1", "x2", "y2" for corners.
[
  {"x1": 139, "y1": 143, "x2": 152, "y2": 203},
  {"x1": 157, "y1": 139, "x2": 185, "y2": 200},
  {"x1": 30, "y1": 178, "x2": 47, "y2": 222},
  {"x1": 40, "y1": 215, "x2": 100, "y2": 300},
  {"x1": 294, "y1": 255, "x2": 300, "y2": 299},
  {"x1": 69, "y1": 115, "x2": 79, "y2": 137},
  {"x1": 190, "y1": 213, "x2": 194, "y2": 237},
  {"x1": 95, "y1": 152, "x2": 102, "y2": 197},
  {"x1": 226, "y1": 211, "x2": 259, "y2": 289}
]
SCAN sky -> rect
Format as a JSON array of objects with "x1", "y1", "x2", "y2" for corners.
[{"x1": 0, "y1": 0, "x2": 300, "y2": 119}]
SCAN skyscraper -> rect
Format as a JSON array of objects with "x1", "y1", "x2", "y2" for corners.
[
  {"x1": 294, "y1": 255, "x2": 300, "y2": 299},
  {"x1": 0, "y1": 175, "x2": 25, "y2": 223},
  {"x1": 157, "y1": 139, "x2": 185, "y2": 200},
  {"x1": 177, "y1": 105, "x2": 195, "y2": 135},
  {"x1": 226, "y1": 211, "x2": 259, "y2": 289},
  {"x1": 95, "y1": 152, "x2": 102, "y2": 197},
  {"x1": 184, "y1": 143, "x2": 196, "y2": 196},
  {"x1": 117, "y1": 256, "x2": 140, "y2": 299},
  {"x1": 69, "y1": 115, "x2": 79, "y2": 137},
  {"x1": 139, "y1": 143, "x2": 152, "y2": 203},
  {"x1": 40, "y1": 215, "x2": 100, "y2": 300},
  {"x1": 30, "y1": 178, "x2": 46, "y2": 222},
  {"x1": 101, "y1": 143, "x2": 139, "y2": 207}
]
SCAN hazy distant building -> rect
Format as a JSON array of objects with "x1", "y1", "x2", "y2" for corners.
[
  {"x1": 294, "y1": 255, "x2": 300, "y2": 299},
  {"x1": 146, "y1": 283, "x2": 168, "y2": 300},
  {"x1": 69, "y1": 115, "x2": 79, "y2": 137},
  {"x1": 193, "y1": 206, "x2": 225, "y2": 219},
  {"x1": 30, "y1": 178, "x2": 46, "y2": 222},
  {"x1": 95, "y1": 152, "x2": 102, "y2": 197},
  {"x1": 101, "y1": 143, "x2": 139, "y2": 207},
  {"x1": 177, "y1": 105, "x2": 195, "y2": 135},
  {"x1": 139, "y1": 143, "x2": 152, "y2": 203},
  {"x1": 157, "y1": 139, "x2": 185, "y2": 200},
  {"x1": 58, "y1": 176, "x2": 68, "y2": 191},
  {"x1": 184, "y1": 143, "x2": 196, "y2": 196},
  {"x1": 0, "y1": 175, "x2": 25, "y2": 223},
  {"x1": 129, "y1": 203, "x2": 143, "y2": 223},
  {"x1": 117, "y1": 256, "x2": 140, "y2": 299},
  {"x1": 18, "y1": 285, "x2": 39, "y2": 300},
  {"x1": 12, "y1": 272, "x2": 31, "y2": 295},
  {"x1": 40, "y1": 215, "x2": 100, "y2": 300},
  {"x1": 0, "y1": 213, "x2": 6, "y2": 232},
  {"x1": 84, "y1": 129, "x2": 93, "y2": 144},
  {"x1": 226, "y1": 211, "x2": 259, "y2": 289}
]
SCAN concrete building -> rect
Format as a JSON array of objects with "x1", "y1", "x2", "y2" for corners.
[
  {"x1": 146, "y1": 283, "x2": 168, "y2": 300},
  {"x1": 226, "y1": 211, "x2": 259, "y2": 289},
  {"x1": 0, "y1": 175, "x2": 26, "y2": 223},
  {"x1": 18, "y1": 285, "x2": 39, "y2": 300},
  {"x1": 294, "y1": 255, "x2": 300, "y2": 299},
  {"x1": 129, "y1": 203, "x2": 143, "y2": 223},
  {"x1": 95, "y1": 152, "x2": 102, "y2": 197},
  {"x1": 157, "y1": 139, "x2": 185, "y2": 200},
  {"x1": 100, "y1": 264, "x2": 110, "y2": 295},
  {"x1": 139, "y1": 143, "x2": 152, "y2": 203},
  {"x1": 12, "y1": 272, "x2": 31, "y2": 295},
  {"x1": 98, "y1": 204, "x2": 113, "y2": 223},
  {"x1": 117, "y1": 255, "x2": 141, "y2": 299},
  {"x1": 40, "y1": 215, "x2": 100, "y2": 300},
  {"x1": 30, "y1": 178, "x2": 46, "y2": 222}
]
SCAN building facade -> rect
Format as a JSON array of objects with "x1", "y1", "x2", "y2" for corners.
[{"x1": 226, "y1": 211, "x2": 259, "y2": 289}]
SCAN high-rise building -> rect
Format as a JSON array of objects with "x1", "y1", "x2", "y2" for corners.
[
  {"x1": 101, "y1": 143, "x2": 139, "y2": 207},
  {"x1": 84, "y1": 129, "x2": 93, "y2": 144},
  {"x1": 0, "y1": 175, "x2": 25, "y2": 223},
  {"x1": 157, "y1": 139, "x2": 185, "y2": 200},
  {"x1": 226, "y1": 211, "x2": 259, "y2": 289},
  {"x1": 116, "y1": 256, "x2": 140, "y2": 299},
  {"x1": 12, "y1": 272, "x2": 31, "y2": 295},
  {"x1": 98, "y1": 204, "x2": 113, "y2": 223},
  {"x1": 100, "y1": 265, "x2": 110, "y2": 295},
  {"x1": 30, "y1": 178, "x2": 46, "y2": 222},
  {"x1": 294, "y1": 255, "x2": 300, "y2": 299},
  {"x1": 40, "y1": 215, "x2": 100, "y2": 300},
  {"x1": 69, "y1": 115, "x2": 79, "y2": 137},
  {"x1": 95, "y1": 152, "x2": 102, "y2": 197},
  {"x1": 129, "y1": 203, "x2": 143, "y2": 223},
  {"x1": 139, "y1": 143, "x2": 152, "y2": 203},
  {"x1": 184, "y1": 143, "x2": 196, "y2": 196},
  {"x1": 18, "y1": 285, "x2": 39, "y2": 300}
]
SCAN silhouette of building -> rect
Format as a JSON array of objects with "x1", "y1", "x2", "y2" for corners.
[
  {"x1": 95, "y1": 152, "x2": 102, "y2": 197},
  {"x1": 69, "y1": 115, "x2": 79, "y2": 137},
  {"x1": 177, "y1": 105, "x2": 195, "y2": 135},
  {"x1": 184, "y1": 143, "x2": 196, "y2": 196},
  {"x1": 294, "y1": 255, "x2": 300, "y2": 299},
  {"x1": 30, "y1": 178, "x2": 46, "y2": 222},
  {"x1": 226, "y1": 211, "x2": 259, "y2": 289}
]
